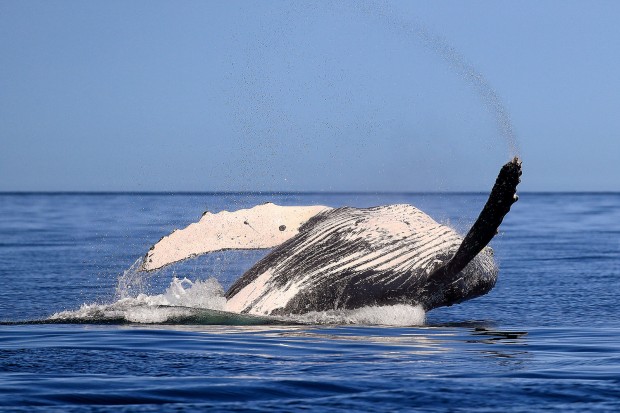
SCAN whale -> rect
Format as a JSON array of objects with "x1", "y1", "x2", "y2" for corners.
[{"x1": 142, "y1": 158, "x2": 521, "y2": 316}]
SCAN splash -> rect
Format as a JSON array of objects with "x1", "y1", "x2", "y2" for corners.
[
  {"x1": 51, "y1": 277, "x2": 227, "y2": 324},
  {"x1": 50, "y1": 271, "x2": 425, "y2": 326},
  {"x1": 115, "y1": 257, "x2": 148, "y2": 299},
  {"x1": 290, "y1": 304, "x2": 426, "y2": 326}
]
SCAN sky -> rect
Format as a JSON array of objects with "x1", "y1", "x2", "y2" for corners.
[{"x1": 1, "y1": 0, "x2": 618, "y2": 192}]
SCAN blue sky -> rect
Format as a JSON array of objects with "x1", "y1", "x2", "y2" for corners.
[{"x1": 1, "y1": 1, "x2": 618, "y2": 192}]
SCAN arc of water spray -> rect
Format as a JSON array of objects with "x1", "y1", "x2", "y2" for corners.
[{"x1": 349, "y1": 0, "x2": 521, "y2": 157}]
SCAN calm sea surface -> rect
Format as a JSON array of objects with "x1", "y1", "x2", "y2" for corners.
[{"x1": 0, "y1": 193, "x2": 619, "y2": 411}]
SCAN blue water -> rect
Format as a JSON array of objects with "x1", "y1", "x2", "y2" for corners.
[{"x1": 1, "y1": 193, "x2": 619, "y2": 411}]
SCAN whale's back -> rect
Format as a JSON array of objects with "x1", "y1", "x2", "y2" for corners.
[{"x1": 225, "y1": 204, "x2": 497, "y2": 315}]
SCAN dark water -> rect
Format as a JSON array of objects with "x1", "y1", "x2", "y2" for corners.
[{"x1": 1, "y1": 193, "x2": 619, "y2": 411}]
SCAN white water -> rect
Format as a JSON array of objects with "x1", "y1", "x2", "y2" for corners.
[
  {"x1": 51, "y1": 277, "x2": 227, "y2": 324},
  {"x1": 51, "y1": 270, "x2": 425, "y2": 326},
  {"x1": 291, "y1": 304, "x2": 426, "y2": 326}
]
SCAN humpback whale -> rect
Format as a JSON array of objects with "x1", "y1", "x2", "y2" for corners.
[{"x1": 142, "y1": 158, "x2": 521, "y2": 316}]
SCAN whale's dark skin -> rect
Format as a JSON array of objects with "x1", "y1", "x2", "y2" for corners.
[
  {"x1": 419, "y1": 157, "x2": 522, "y2": 310},
  {"x1": 225, "y1": 158, "x2": 522, "y2": 315}
]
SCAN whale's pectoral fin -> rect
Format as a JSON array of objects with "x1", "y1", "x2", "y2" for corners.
[
  {"x1": 423, "y1": 157, "x2": 522, "y2": 308},
  {"x1": 140, "y1": 203, "x2": 331, "y2": 272}
]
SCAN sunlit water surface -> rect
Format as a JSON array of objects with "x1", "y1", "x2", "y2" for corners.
[{"x1": 1, "y1": 193, "x2": 619, "y2": 411}]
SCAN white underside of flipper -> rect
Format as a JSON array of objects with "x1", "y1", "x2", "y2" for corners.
[{"x1": 141, "y1": 203, "x2": 330, "y2": 271}]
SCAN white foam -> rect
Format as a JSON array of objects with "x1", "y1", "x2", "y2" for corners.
[
  {"x1": 290, "y1": 304, "x2": 426, "y2": 326},
  {"x1": 50, "y1": 277, "x2": 227, "y2": 324},
  {"x1": 160, "y1": 277, "x2": 227, "y2": 309}
]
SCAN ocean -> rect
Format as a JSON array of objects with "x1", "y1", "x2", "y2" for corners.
[{"x1": 1, "y1": 192, "x2": 619, "y2": 411}]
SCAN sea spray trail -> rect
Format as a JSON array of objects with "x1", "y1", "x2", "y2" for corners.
[
  {"x1": 345, "y1": 0, "x2": 520, "y2": 157},
  {"x1": 115, "y1": 257, "x2": 148, "y2": 299}
]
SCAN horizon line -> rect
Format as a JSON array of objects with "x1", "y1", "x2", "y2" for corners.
[{"x1": 0, "y1": 190, "x2": 618, "y2": 196}]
